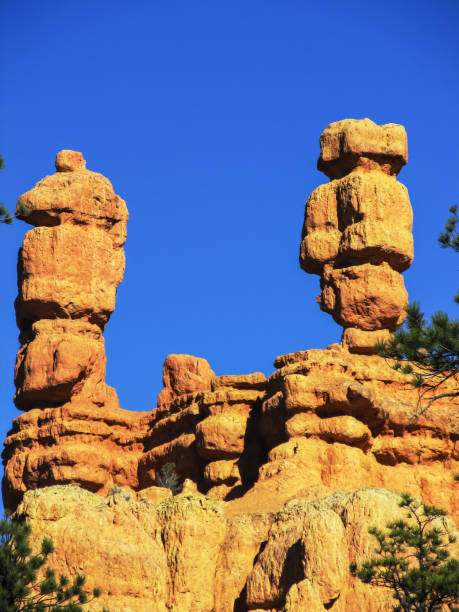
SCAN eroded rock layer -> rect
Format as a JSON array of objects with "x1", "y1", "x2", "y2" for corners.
[
  {"x1": 18, "y1": 485, "x2": 459, "y2": 611},
  {"x1": 4, "y1": 348, "x2": 458, "y2": 526},
  {"x1": 300, "y1": 118, "x2": 414, "y2": 353}
]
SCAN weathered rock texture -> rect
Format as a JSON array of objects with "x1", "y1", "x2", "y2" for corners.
[
  {"x1": 15, "y1": 149, "x2": 128, "y2": 390},
  {"x1": 18, "y1": 485, "x2": 459, "y2": 612},
  {"x1": 7, "y1": 347, "x2": 457, "y2": 522},
  {"x1": 2, "y1": 151, "x2": 146, "y2": 509},
  {"x1": 4, "y1": 348, "x2": 458, "y2": 612},
  {"x1": 2, "y1": 126, "x2": 458, "y2": 611},
  {"x1": 300, "y1": 118, "x2": 414, "y2": 354}
]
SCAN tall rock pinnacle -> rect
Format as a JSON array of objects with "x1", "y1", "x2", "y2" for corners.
[
  {"x1": 300, "y1": 118, "x2": 414, "y2": 353},
  {"x1": 13, "y1": 150, "x2": 128, "y2": 410}
]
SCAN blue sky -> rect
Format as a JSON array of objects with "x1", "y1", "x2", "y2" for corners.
[{"x1": 1, "y1": 0, "x2": 458, "y2": 487}]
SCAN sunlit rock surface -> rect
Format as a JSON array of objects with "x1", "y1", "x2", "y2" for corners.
[{"x1": 2, "y1": 126, "x2": 458, "y2": 611}]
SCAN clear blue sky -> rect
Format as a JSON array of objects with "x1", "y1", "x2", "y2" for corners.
[{"x1": 1, "y1": 1, "x2": 458, "y2": 486}]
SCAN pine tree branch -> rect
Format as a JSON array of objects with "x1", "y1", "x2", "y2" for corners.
[{"x1": 414, "y1": 392, "x2": 459, "y2": 420}]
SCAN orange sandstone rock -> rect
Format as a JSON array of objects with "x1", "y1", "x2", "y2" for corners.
[
  {"x1": 300, "y1": 118, "x2": 413, "y2": 353},
  {"x1": 16, "y1": 225, "x2": 125, "y2": 329},
  {"x1": 341, "y1": 327, "x2": 391, "y2": 355},
  {"x1": 139, "y1": 372, "x2": 265, "y2": 495},
  {"x1": 55, "y1": 150, "x2": 86, "y2": 172},
  {"x1": 285, "y1": 412, "x2": 372, "y2": 450},
  {"x1": 7, "y1": 339, "x2": 450, "y2": 522},
  {"x1": 17, "y1": 150, "x2": 128, "y2": 247},
  {"x1": 336, "y1": 171, "x2": 413, "y2": 272},
  {"x1": 2, "y1": 402, "x2": 149, "y2": 510},
  {"x1": 2, "y1": 127, "x2": 458, "y2": 612},
  {"x1": 2, "y1": 151, "x2": 135, "y2": 507},
  {"x1": 319, "y1": 262, "x2": 408, "y2": 331},
  {"x1": 204, "y1": 459, "x2": 241, "y2": 486},
  {"x1": 157, "y1": 354, "x2": 215, "y2": 405},
  {"x1": 137, "y1": 485, "x2": 172, "y2": 504},
  {"x1": 18, "y1": 485, "x2": 457, "y2": 611},
  {"x1": 18, "y1": 486, "x2": 169, "y2": 612},
  {"x1": 14, "y1": 320, "x2": 107, "y2": 409},
  {"x1": 211, "y1": 372, "x2": 267, "y2": 391},
  {"x1": 14, "y1": 150, "x2": 126, "y2": 361},
  {"x1": 196, "y1": 413, "x2": 248, "y2": 459},
  {"x1": 317, "y1": 118, "x2": 408, "y2": 178}
]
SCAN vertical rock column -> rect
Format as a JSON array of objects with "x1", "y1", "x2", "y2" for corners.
[
  {"x1": 2, "y1": 151, "x2": 144, "y2": 510},
  {"x1": 14, "y1": 150, "x2": 128, "y2": 409},
  {"x1": 299, "y1": 119, "x2": 414, "y2": 354}
]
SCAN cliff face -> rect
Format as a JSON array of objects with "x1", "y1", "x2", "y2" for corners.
[
  {"x1": 15, "y1": 485, "x2": 459, "y2": 612},
  {"x1": 2, "y1": 120, "x2": 458, "y2": 611}
]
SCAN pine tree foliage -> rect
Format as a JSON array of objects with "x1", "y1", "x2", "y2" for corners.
[
  {"x1": 376, "y1": 303, "x2": 459, "y2": 416},
  {"x1": 0, "y1": 513, "x2": 108, "y2": 612},
  {"x1": 438, "y1": 205, "x2": 459, "y2": 303},
  {"x1": 350, "y1": 493, "x2": 459, "y2": 612},
  {"x1": 155, "y1": 462, "x2": 182, "y2": 494},
  {"x1": 0, "y1": 153, "x2": 30, "y2": 224},
  {"x1": 0, "y1": 203, "x2": 13, "y2": 224},
  {"x1": 376, "y1": 208, "x2": 459, "y2": 416},
  {"x1": 439, "y1": 205, "x2": 459, "y2": 252},
  {"x1": 0, "y1": 152, "x2": 14, "y2": 225}
]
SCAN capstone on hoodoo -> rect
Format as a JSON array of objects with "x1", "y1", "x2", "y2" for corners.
[{"x1": 299, "y1": 118, "x2": 414, "y2": 354}]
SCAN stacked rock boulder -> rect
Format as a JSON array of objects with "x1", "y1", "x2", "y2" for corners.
[
  {"x1": 14, "y1": 150, "x2": 127, "y2": 407},
  {"x1": 300, "y1": 118, "x2": 414, "y2": 354},
  {"x1": 3, "y1": 150, "x2": 149, "y2": 508}
]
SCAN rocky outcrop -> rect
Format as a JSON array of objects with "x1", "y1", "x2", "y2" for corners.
[
  {"x1": 2, "y1": 151, "x2": 146, "y2": 508},
  {"x1": 18, "y1": 485, "x2": 459, "y2": 611},
  {"x1": 5, "y1": 344, "x2": 457, "y2": 525},
  {"x1": 2, "y1": 122, "x2": 458, "y2": 611},
  {"x1": 138, "y1": 360, "x2": 267, "y2": 498},
  {"x1": 3, "y1": 136, "x2": 457, "y2": 521},
  {"x1": 157, "y1": 354, "x2": 215, "y2": 405},
  {"x1": 300, "y1": 119, "x2": 413, "y2": 354},
  {"x1": 234, "y1": 344, "x2": 458, "y2": 523}
]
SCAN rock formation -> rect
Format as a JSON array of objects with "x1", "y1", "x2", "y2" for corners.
[
  {"x1": 17, "y1": 485, "x2": 459, "y2": 612},
  {"x1": 2, "y1": 124, "x2": 458, "y2": 611},
  {"x1": 14, "y1": 149, "x2": 127, "y2": 406},
  {"x1": 3, "y1": 150, "x2": 149, "y2": 508},
  {"x1": 300, "y1": 118, "x2": 413, "y2": 354}
]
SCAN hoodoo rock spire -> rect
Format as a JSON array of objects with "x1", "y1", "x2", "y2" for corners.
[{"x1": 300, "y1": 118, "x2": 414, "y2": 354}]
